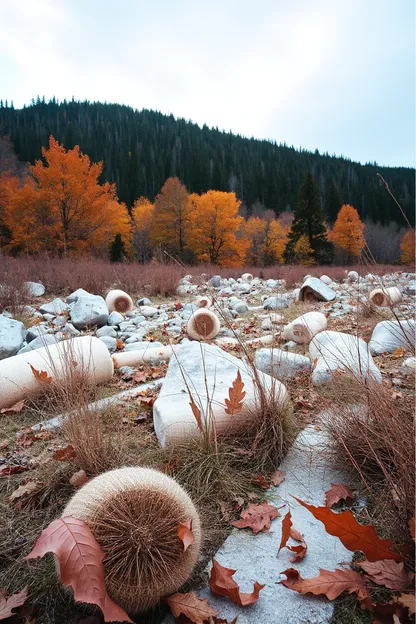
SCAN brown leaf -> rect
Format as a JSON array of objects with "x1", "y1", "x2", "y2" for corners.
[
  {"x1": 409, "y1": 517, "x2": 415, "y2": 541},
  {"x1": 393, "y1": 593, "x2": 416, "y2": 616},
  {"x1": 280, "y1": 567, "x2": 369, "y2": 601},
  {"x1": 189, "y1": 398, "x2": 203, "y2": 433},
  {"x1": 290, "y1": 528, "x2": 303, "y2": 542},
  {"x1": 69, "y1": 470, "x2": 89, "y2": 488},
  {"x1": 0, "y1": 400, "x2": 25, "y2": 414},
  {"x1": 252, "y1": 474, "x2": 270, "y2": 489},
  {"x1": 0, "y1": 464, "x2": 29, "y2": 477},
  {"x1": 54, "y1": 445, "x2": 77, "y2": 461},
  {"x1": 325, "y1": 484, "x2": 354, "y2": 508},
  {"x1": 25, "y1": 516, "x2": 132, "y2": 622},
  {"x1": 287, "y1": 528, "x2": 308, "y2": 562},
  {"x1": 0, "y1": 439, "x2": 9, "y2": 451},
  {"x1": 167, "y1": 591, "x2": 219, "y2": 624},
  {"x1": 231, "y1": 501, "x2": 280, "y2": 534},
  {"x1": 7, "y1": 481, "x2": 41, "y2": 505},
  {"x1": 292, "y1": 495, "x2": 404, "y2": 561},
  {"x1": 357, "y1": 560, "x2": 414, "y2": 590},
  {"x1": 270, "y1": 470, "x2": 285, "y2": 487},
  {"x1": 224, "y1": 370, "x2": 246, "y2": 415},
  {"x1": 178, "y1": 519, "x2": 195, "y2": 552},
  {"x1": 0, "y1": 586, "x2": 28, "y2": 620},
  {"x1": 278, "y1": 511, "x2": 292, "y2": 554},
  {"x1": 29, "y1": 364, "x2": 52, "y2": 384},
  {"x1": 210, "y1": 558, "x2": 264, "y2": 606}
]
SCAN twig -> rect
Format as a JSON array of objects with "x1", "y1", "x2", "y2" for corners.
[{"x1": 377, "y1": 173, "x2": 413, "y2": 230}]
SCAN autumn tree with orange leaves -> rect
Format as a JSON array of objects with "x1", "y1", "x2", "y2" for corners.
[
  {"x1": 330, "y1": 204, "x2": 365, "y2": 260},
  {"x1": 150, "y1": 177, "x2": 190, "y2": 261},
  {"x1": 187, "y1": 190, "x2": 249, "y2": 266},
  {"x1": 243, "y1": 216, "x2": 288, "y2": 265},
  {"x1": 132, "y1": 196, "x2": 154, "y2": 263},
  {"x1": 400, "y1": 230, "x2": 415, "y2": 264},
  {"x1": 4, "y1": 137, "x2": 131, "y2": 256}
]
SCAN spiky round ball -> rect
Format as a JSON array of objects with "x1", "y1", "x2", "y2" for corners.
[
  {"x1": 105, "y1": 289, "x2": 133, "y2": 313},
  {"x1": 187, "y1": 308, "x2": 220, "y2": 340},
  {"x1": 62, "y1": 467, "x2": 201, "y2": 614}
]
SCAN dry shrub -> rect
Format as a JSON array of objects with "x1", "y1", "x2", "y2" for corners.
[{"x1": 321, "y1": 378, "x2": 415, "y2": 543}]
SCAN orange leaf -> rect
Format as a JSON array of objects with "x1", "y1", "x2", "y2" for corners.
[
  {"x1": 324, "y1": 483, "x2": 354, "y2": 508},
  {"x1": 292, "y1": 495, "x2": 404, "y2": 561},
  {"x1": 25, "y1": 516, "x2": 132, "y2": 623},
  {"x1": 278, "y1": 511, "x2": 292, "y2": 554},
  {"x1": 0, "y1": 400, "x2": 25, "y2": 414},
  {"x1": 210, "y1": 558, "x2": 264, "y2": 606},
  {"x1": 393, "y1": 593, "x2": 416, "y2": 616},
  {"x1": 189, "y1": 398, "x2": 203, "y2": 433},
  {"x1": 54, "y1": 445, "x2": 77, "y2": 461},
  {"x1": 231, "y1": 501, "x2": 280, "y2": 534},
  {"x1": 167, "y1": 591, "x2": 219, "y2": 623},
  {"x1": 357, "y1": 559, "x2": 414, "y2": 590},
  {"x1": 178, "y1": 518, "x2": 195, "y2": 552},
  {"x1": 270, "y1": 469, "x2": 285, "y2": 486},
  {"x1": 280, "y1": 567, "x2": 369, "y2": 601},
  {"x1": 224, "y1": 370, "x2": 246, "y2": 415},
  {"x1": 287, "y1": 528, "x2": 308, "y2": 562},
  {"x1": 29, "y1": 364, "x2": 52, "y2": 384},
  {"x1": 0, "y1": 586, "x2": 28, "y2": 620}
]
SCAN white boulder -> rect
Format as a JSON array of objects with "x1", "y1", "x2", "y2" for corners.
[
  {"x1": 0, "y1": 315, "x2": 26, "y2": 360},
  {"x1": 298, "y1": 277, "x2": 336, "y2": 302},
  {"x1": 369, "y1": 319, "x2": 415, "y2": 355},
  {"x1": 70, "y1": 295, "x2": 109, "y2": 329},
  {"x1": 283, "y1": 312, "x2": 327, "y2": 344},
  {"x1": 255, "y1": 348, "x2": 311, "y2": 380}
]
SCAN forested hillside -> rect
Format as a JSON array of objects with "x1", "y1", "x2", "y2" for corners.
[{"x1": 0, "y1": 98, "x2": 414, "y2": 225}]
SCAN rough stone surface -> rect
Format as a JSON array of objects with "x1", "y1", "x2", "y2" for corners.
[
  {"x1": 162, "y1": 426, "x2": 351, "y2": 624},
  {"x1": 98, "y1": 336, "x2": 117, "y2": 352},
  {"x1": 255, "y1": 348, "x2": 311, "y2": 380},
  {"x1": 263, "y1": 294, "x2": 289, "y2": 310},
  {"x1": 369, "y1": 319, "x2": 415, "y2": 355},
  {"x1": 26, "y1": 325, "x2": 50, "y2": 343},
  {"x1": 299, "y1": 277, "x2": 336, "y2": 302},
  {"x1": 24, "y1": 281, "x2": 45, "y2": 297},
  {"x1": 108, "y1": 311, "x2": 124, "y2": 326},
  {"x1": 39, "y1": 298, "x2": 69, "y2": 315},
  {"x1": 403, "y1": 356, "x2": 416, "y2": 374},
  {"x1": 17, "y1": 334, "x2": 58, "y2": 354},
  {"x1": 70, "y1": 295, "x2": 109, "y2": 329},
  {"x1": 96, "y1": 326, "x2": 117, "y2": 338},
  {"x1": 0, "y1": 315, "x2": 26, "y2": 359},
  {"x1": 66, "y1": 288, "x2": 91, "y2": 303},
  {"x1": 139, "y1": 305, "x2": 158, "y2": 318}
]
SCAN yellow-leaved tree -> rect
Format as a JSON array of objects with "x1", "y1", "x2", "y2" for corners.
[
  {"x1": 293, "y1": 235, "x2": 315, "y2": 265},
  {"x1": 243, "y1": 216, "x2": 288, "y2": 265},
  {"x1": 331, "y1": 204, "x2": 365, "y2": 260},
  {"x1": 400, "y1": 230, "x2": 415, "y2": 264},
  {"x1": 187, "y1": 190, "x2": 249, "y2": 266},
  {"x1": 4, "y1": 136, "x2": 131, "y2": 256},
  {"x1": 150, "y1": 177, "x2": 190, "y2": 260},
  {"x1": 132, "y1": 196, "x2": 154, "y2": 263}
]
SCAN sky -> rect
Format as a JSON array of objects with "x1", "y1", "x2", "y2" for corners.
[{"x1": 1, "y1": 0, "x2": 415, "y2": 167}]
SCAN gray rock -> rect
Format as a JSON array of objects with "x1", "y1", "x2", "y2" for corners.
[
  {"x1": 404, "y1": 280, "x2": 416, "y2": 296},
  {"x1": 66, "y1": 288, "x2": 91, "y2": 303},
  {"x1": 233, "y1": 301, "x2": 249, "y2": 314},
  {"x1": 18, "y1": 334, "x2": 58, "y2": 354},
  {"x1": 26, "y1": 325, "x2": 50, "y2": 343},
  {"x1": 139, "y1": 306, "x2": 158, "y2": 318},
  {"x1": 52, "y1": 315, "x2": 66, "y2": 328},
  {"x1": 118, "y1": 366, "x2": 136, "y2": 379},
  {"x1": 0, "y1": 315, "x2": 26, "y2": 359},
  {"x1": 96, "y1": 326, "x2": 117, "y2": 338},
  {"x1": 402, "y1": 357, "x2": 416, "y2": 374},
  {"x1": 369, "y1": 319, "x2": 415, "y2": 355},
  {"x1": 131, "y1": 315, "x2": 146, "y2": 325},
  {"x1": 299, "y1": 277, "x2": 336, "y2": 302},
  {"x1": 42, "y1": 313, "x2": 55, "y2": 322},
  {"x1": 62, "y1": 322, "x2": 81, "y2": 337},
  {"x1": 263, "y1": 294, "x2": 289, "y2": 310},
  {"x1": 98, "y1": 336, "x2": 117, "y2": 352},
  {"x1": 209, "y1": 275, "x2": 222, "y2": 288},
  {"x1": 70, "y1": 295, "x2": 109, "y2": 329},
  {"x1": 40, "y1": 298, "x2": 69, "y2": 315},
  {"x1": 24, "y1": 281, "x2": 45, "y2": 297},
  {"x1": 255, "y1": 348, "x2": 311, "y2": 380},
  {"x1": 137, "y1": 297, "x2": 152, "y2": 306},
  {"x1": 108, "y1": 311, "x2": 124, "y2": 326}
]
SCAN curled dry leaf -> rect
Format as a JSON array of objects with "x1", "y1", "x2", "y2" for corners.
[
  {"x1": 280, "y1": 567, "x2": 369, "y2": 601},
  {"x1": 393, "y1": 593, "x2": 416, "y2": 616},
  {"x1": 189, "y1": 398, "x2": 203, "y2": 433},
  {"x1": 0, "y1": 464, "x2": 29, "y2": 477},
  {"x1": 167, "y1": 591, "x2": 219, "y2": 624},
  {"x1": 324, "y1": 483, "x2": 353, "y2": 508},
  {"x1": 7, "y1": 481, "x2": 41, "y2": 505},
  {"x1": 69, "y1": 470, "x2": 89, "y2": 488},
  {"x1": 278, "y1": 511, "x2": 292, "y2": 554},
  {"x1": 177, "y1": 518, "x2": 195, "y2": 552},
  {"x1": 25, "y1": 516, "x2": 132, "y2": 623},
  {"x1": 224, "y1": 370, "x2": 246, "y2": 415},
  {"x1": 0, "y1": 400, "x2": 25, "y2": 414},
  {"x1": 292, "y1": 495, "x2": 404, "y2": 562},
  {"x1": 210, "y1": 558, "x2": 265, "y2": 606},
  {"x1": 357, "y1": 559, "x2": 414, "y2": 591},
  {"x1": 0, "y1": 586, "x2": 28, "y2": 620},
  {"x1": 231, "y1": 501, "x2": 280, "y2": 534},
  {"x1": 288, "y1": 528, "x2": 307, "y2": 563},
  {"x1": 270, "y1": 470, "x2": 285, "y2": 487},
  {"x1": 29, "y1": 364, "x2": 52, "y2": 384},
  {"x1": 54, "y1": 445, "x2": 77, "y2": 461}
]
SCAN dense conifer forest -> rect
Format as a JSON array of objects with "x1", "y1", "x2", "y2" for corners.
[{"x1": 0, "y1": 98, "x2": 414, "y2": 225}]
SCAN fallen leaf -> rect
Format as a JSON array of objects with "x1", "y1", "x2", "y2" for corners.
[
  {"x1": 357, "y1": 559, "x2": 414, "y2": 590},
  {"x1": 54, "y1": 445, "x2": 77, "y2": 461},
  {"x1": 0, "y1": 586, "x2": 28, "y2": 620},
  {"x1": 0, "y1": 464, "x2": 29, "y2": 477},
  {"x1": 69, "y1": 470, "x2": 89, "y2": 488},
  {"x1": 231, "y1": 501, "x2": 280, "y2": 534},
  {"x1": 178, "y1": 519, "x2": 195, "y2": 552},
  {"x1": 252, "y1": 474, "x2": 270, "y2": 489},
  {"x1": 278, "y1": 511, "x2": 292, "y2": 554},
  {"x1": 0, "y1": 400, "x2": 25, "y2": 414},
  {"x1": 325, "y1": 484, "x2": 354, "y2": 508},
  {"x1": 393, "y1": 593, "x2": 416, "y2": 616},
  {"x1": 189, "y1": 398, "x2": 203, "y2": 433},
  {"x1": 280, "y1": 567, "x2": 369, "y2": 601},
  {"x1": 287, "y1": 528, "x2": 308, "y2": 562},
  {"x1": 25, "y1": 516, "x2": 132, "y2": 623},
  {"x1": 210, "y1": 558, "x2": 264, "y2": 606},
  {"x1": 7, "y1": 481, "x2": 41, "y2": 505},
  {"x1": 29, "y1": 364, "x2": 52, "y2": 384},
  {"x1": 167, "y1": 591, "x2": 219, "y2": 624},
  {"x1": 292, "y1": 495, "x2": 404, "y2": 561},
  {"x1": 392, "y1": 347, "x2": 406, "y2": 358},
  {"x1": 409, "y1": 517, "x2": 415, "y2": 541},
  {"x1": 224, "y1": 370, "x2": 246, "y2": 415},
  {"x1": 270, "y1": 470, "x2": 285, "y2": 487}
]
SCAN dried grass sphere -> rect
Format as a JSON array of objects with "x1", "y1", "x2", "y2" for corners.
[
  {"x1": 62, "y1": 467, "x2": 201, "y2": 614},
  {"x1": 105, "y1": 289, "x2": 133, "y2": 314},
  {"x1": 187, "y1": 308, "x2": 220, "y2": 340}
]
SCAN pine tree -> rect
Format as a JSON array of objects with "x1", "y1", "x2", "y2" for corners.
[
  {"x1": 284, "y1": 171, "x2": 334, "y2": 264},
  {"x1": 326, "y1": 179, "x2": 342, "y2": 224},
  {"x1": 110, "y1": 233, "x2": 126, "y2": 262}
]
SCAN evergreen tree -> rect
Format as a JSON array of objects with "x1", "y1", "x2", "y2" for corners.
[
  {"x1": 284, "y1": 171, "x2": 334, "y2": 264},
  {"x1": 326, "y1": 179, "x2": 342, "y2": 224},
  {"x1": 110, "y1": 233, "x2": 126, "y2": 262}
]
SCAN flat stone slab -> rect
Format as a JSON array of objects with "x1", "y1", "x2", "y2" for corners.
[
  {"x1": 299, "y1": 277, "x2": 336, "y2": 302},
  {"x1": 163, "y1": 425, "x2": 351, "y2": 624}
]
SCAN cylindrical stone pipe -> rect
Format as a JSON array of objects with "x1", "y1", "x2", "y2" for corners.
[
  {"x1": 283, "y1": 311, "x2": 327, "y2": 344},
  {"x1": 0, "y1": 336, "x2": 114, "y2": 410},
  {"x1": 369, "y1": 287, "x2": 402, "y2": 307},
  {"x1": 113, "y1": 345, "x2": 178, "y2": 368},
  {"x1": 187, "y1": 308, "x2": 220, "y2": 340},
  {"x1": 105, "y1": 289, "x2": 133, "y2": 313}
]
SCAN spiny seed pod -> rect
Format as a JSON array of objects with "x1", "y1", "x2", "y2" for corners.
[
  {"x1": 105, "y1": 289, "x2": 133, "y2": 314},
  {"x1": 62, "y1": 467, "x2": 201, "y2": 614},
  {"x1": 197, "y1": 295, "x2": 211, "y2": 308},
  {"x1": 187, "y1": 308, "x2": 220, "y2": 341},
  {"x1": 369, "y1": 287, "x2": 402, "y2": 307}
]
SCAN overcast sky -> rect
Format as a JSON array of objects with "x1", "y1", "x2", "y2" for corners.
[{"x1": 1, "y1": 0, "x2": 415, "y2": 167}]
